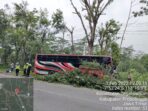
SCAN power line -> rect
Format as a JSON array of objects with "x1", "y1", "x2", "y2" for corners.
[{"x1": 119, "y1": 30, "x2": 148, "y2": 32}]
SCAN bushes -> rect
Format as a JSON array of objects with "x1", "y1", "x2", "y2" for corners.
[
  {"x1": 118, "y1": 59, "x2": 147, "y2": 74},
  {"x1": 0, "y1": 64, "x2": 8, "y2": 73},
  {"x1": 117, "y1": 71, "x2": 148, "y2": 81},
  {"x1": 81, "y1": 61, "x2": 103, "y2": 70},
  {"x1": 35, "y1": 69, "x2": 110, "y2": 90}
]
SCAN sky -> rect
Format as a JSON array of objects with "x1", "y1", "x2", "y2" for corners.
[{"x1": 0, "y1": 0, "x2": 148, "y2": 54}]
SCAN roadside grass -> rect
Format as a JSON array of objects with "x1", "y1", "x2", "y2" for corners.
[
  {"x1": 0, "y1": 65, "x2": 7, "y2": 73},
  {"x1": 118, "y1": 72, "x2": 148, "y2": 81},
  {"x1": 117, "y1": 72, "x2": 148, "y2": 98}
]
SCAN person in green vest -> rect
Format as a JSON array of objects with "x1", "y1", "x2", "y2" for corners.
[
  {"x1": 15, "y1": 63, "x2": 20, "y2": 76},
  {"x1": 23, "y1": 63, "x2": 27, "y2": 76},
  {"x1": 26, "y1": 63, "x2": 32, "y2": 77}
]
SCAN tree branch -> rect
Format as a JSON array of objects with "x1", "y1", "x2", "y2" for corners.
[
  {"x1": 70, "y1": 0, "x2": 89, "y2": 42},
  {"x1": 98, "y1": 0, "x2": 113, "y2": 19}
]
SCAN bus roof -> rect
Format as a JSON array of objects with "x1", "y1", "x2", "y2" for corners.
[{"x1": 36, "y1": 54, "x2": 112, "y2": 58}]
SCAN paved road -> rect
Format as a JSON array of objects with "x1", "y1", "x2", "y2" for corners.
[
  {"x1": 0, "y1": 73, "x2": 147, "y2": 111},
  {"x1": 34, "y1": 81, "x2": 112, "y2": 111}
]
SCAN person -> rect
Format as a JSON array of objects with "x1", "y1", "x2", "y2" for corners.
[
  {"x1": 26, "y1": 63, "x2": 32, "y2": 77},
  {"x1": 10, "y1": 63, "x2": 14, "y2": 72},
  {"x1": 23, "y1": 63, "x2": 27, "y2": 76},
  {"x1": 109, "y1": 64, "x2": 116, "y2": 80},
  {"x1": 128, "y1": 72, "x2": 132, "y2": 83},
  {"x1": 15, "y1": 63, "x2": 20, "y2": 76}
]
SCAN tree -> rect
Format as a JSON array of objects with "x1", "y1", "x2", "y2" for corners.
[
  {"x1": 0, "y1": 5, "x2": 12, "y2": 65},
  {"x1": 140, "y1": 54, "x2": 148, "y2": 71},
  {"x1": 51, "y1": 9, "x2": 76, "y2": 54},
  {"x1": 111, "y1": 42, "x2": 120, "y2": 65},
  {"x1": 133, "y1": 0, "x2": 148, "y2": 17},
  {"x1": 0, "y1": 1, "x2": 66, "y2": 65},
  {"x1": 118, "y1": 46, "x2": 147, "y2": 73},
  {"x1": 51, "y1": 9, "x2": 65, "y2": 33},
  {"x1": 98, "y1": 19, "x2": 121, "y2": 55},
  {"x1": 65, "y1": 26, "x2": 75, "y2": 54},
  {"x1": 74, "y1": 37, "x2": 87, "y2": 55},
  {"x1": 50, "y1": 37, "x2": 71, "y2": 54},
  {"x1": 70, "y1": 0, "x2": 114, "y2": 54},
  {"x1": 12, "y1": 1, "x2": 39, "y2": 64},
  {"x1": 37, "y1": 8, "x2": 50, "y2": 53}
]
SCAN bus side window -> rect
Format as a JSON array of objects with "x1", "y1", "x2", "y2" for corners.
[
  {"x1": 41, "y1": 55, "x2": 44, "y2": 61},
  {"x1": 58, "y1": 56, "x2": 67, "y2": 62},
  {"x1": 37, "y1": 55, "x2": 42, "y2": 61}
]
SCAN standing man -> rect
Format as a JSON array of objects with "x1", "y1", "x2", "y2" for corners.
[
  {"x1": 128, "y1": 71, "x2": 132, "y2": 83},
  {"x1": 23, "y1": 63, "x2": 27, "y2": 76},
  {"x1": 26, "y1": 63, "x2": 32, "y2": 77},
  {"x1": 15, "y1": 63, "x2": 20, "y2": 76},
  {"x1": 10, "y1": 63, "x2": 14, "y2": 72}
]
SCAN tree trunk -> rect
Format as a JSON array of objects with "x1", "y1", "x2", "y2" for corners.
[
  {"x1": 71, "y1": 31, "x2": 75, "y2": 54},
  {"x1": 88, "y1": 41, "x2": 93, "y2": 55},
  {"x1": 66, "y1": 26, "x2": 75, "y2": 54}
]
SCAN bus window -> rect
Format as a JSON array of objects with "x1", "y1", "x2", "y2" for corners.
[
  {"x1": 67, "y1": 56, "x2": 79, "y2": 67},
  {"x1": 37, "y1": 55, "x2": 42, "y2": 61},
  {"x1": 57, "y1": 56, "x2": 67, "y2": 62},
  {"x1": 103, "y1": 57, "x2": 111, "y2": 64},
  {"x1": 47, "y1": 55, "x2": 57, "y2": 62}
]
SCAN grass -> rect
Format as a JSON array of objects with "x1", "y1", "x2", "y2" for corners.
[
  {"x1": 0, "y1": 65, "x2": 7, "y2": 73},
  {"x1": 118, "y1": 72, "x2": 148, "y2": 81},
  {"x1": 117, "y1": 72, "x2": 148, "y2": 98}
]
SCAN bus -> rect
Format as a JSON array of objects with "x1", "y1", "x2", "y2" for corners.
[{"x1": 34, "y1": 54, "x2": 112, "y2": 75}]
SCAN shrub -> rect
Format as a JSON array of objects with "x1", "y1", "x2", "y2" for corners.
[
  {"x1": 81, "y1": 61, "x2": 104, "y2": 70},
  {"x1": 35, "y1": 69, "x2": 109, "y2": 89}
]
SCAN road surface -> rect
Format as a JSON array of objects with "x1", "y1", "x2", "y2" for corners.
[{"x1": 0, "y1": 73, "x2": 147, "y2": 111}]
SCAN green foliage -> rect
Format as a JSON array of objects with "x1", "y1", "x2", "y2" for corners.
[
  {"x1": 111, "y1": 42, "x2": 120, "y2": 65},
  {"x1": 0, "y1": 65, "x2": 8, "y2": 73},
  {"x1": 0, "y1": 1, "x2": 70, "y2": 66},
  {"x1": 133, "y1": 0, "x2": 148, "y2": 17},
  {"x1": 141, "y1": 54, "x2": 148, "y2": 71},
  {"x1": 35, "y1": 69, "x2": 110, "y2": 90},
  {"x1": 81, "y1": 61, "x2": 103, "y2": 70},
  {"x1": 51, "y1": 9, "x2": 65, "y2": 31},
  {"x1": 118, "y1": 71, "x2": 148, "y2": 83},
  {"x1": 118, "y1": 47, "x2": 147, "y2": 73},
  {"x1": 0, "y1": 7, "x2": 12, "y2": 65},
  {"x1": 98, "y1": 19, "x2": 121, "y2": 55},
  {"x1": 118, "y1": 59, "x2": 147, "y2": 73}
]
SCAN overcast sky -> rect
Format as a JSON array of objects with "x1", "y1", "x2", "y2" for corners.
[{"x1": 0, "y1": 0, "x2": 148, "y2": 54}]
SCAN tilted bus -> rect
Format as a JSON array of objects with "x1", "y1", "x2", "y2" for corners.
[{"x1": 34, "y1": 54, "x2": 112, "y2": 75}]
